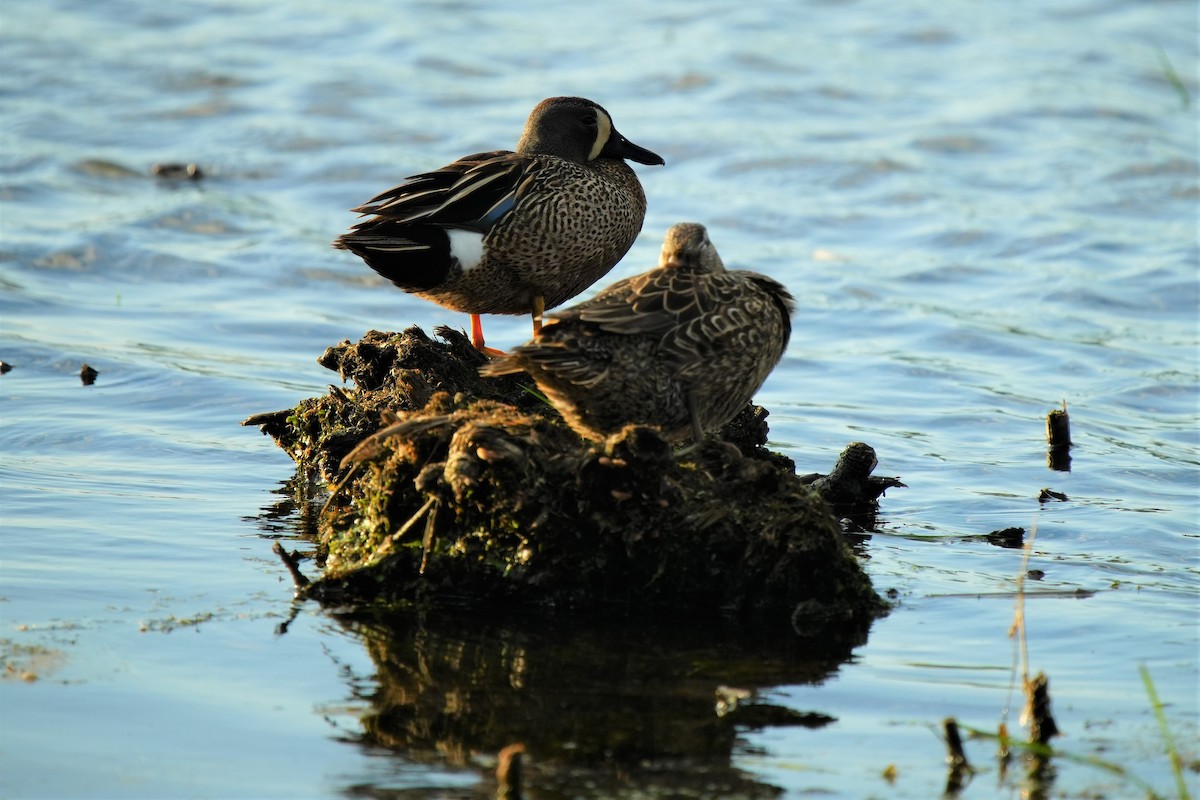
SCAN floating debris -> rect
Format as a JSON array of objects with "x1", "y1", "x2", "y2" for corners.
[
  {"x1": 151, "y1": 162, "x2": 204, "y2": 180},
  {"x1": 798, "y1": 441, "x2": 904, "y2": 510},
  {"x1": 942, "y1": 716, "x2": 974, "y2": 795},
  {"x1": 985, "y1": 527, "x2": 1025, "y2": 548},
  {"x1": 1024, "y1": 671, "x2": 1060, "y2": 746},
  {"x1": 1046, "y1": 401, "x2": 1071, "y2": 471},
  {"x1": 0, "y1": 639, "x2": 66, "y2": 683}
]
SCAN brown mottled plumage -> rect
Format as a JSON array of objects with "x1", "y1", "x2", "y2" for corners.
[
  {"x1": 481, "y1": 222, "x2": 795, "y2": 443},
  {"x1": 333, "y1": 97, "x2": 663, "y2": 352}
]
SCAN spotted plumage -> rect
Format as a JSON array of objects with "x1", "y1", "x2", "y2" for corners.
[
  {"x1": 333, "y1": 96, "x2": 663, "y2": 352},
  {"x1": 481, "y1": 222, "x2": 795, "y2": 443}
]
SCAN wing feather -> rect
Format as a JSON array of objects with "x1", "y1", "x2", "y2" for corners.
[{"x1": 348, "y1": 150, "x2": 530, "y2": 233}]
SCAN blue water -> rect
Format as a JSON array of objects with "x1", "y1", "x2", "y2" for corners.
[{"x1": 2, "y1": 0, "x2": 1197, "y2": 797}]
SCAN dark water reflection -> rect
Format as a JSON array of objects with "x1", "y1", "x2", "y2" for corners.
[{"x1": 329, "y1": 606, "x2": 862, "y2": 799}]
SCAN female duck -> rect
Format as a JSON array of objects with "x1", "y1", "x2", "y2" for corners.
[
  {"x1": 334, "y1": 96, "x2": 663, "y2": 353},
  {"x1": 482, "y1": 222, "x2": 795, "y2": 443}
]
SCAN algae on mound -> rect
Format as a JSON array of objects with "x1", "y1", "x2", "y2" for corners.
[{"x1": 245, "y1": 326, "x2": 897, "y2": 633}]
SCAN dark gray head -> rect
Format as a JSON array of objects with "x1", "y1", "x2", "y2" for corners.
[
  {"x1": 658, "y1": 222, "x2": 726, "y2": 273},
  {"x1": 516, "y1": 96, "x2": 664, "y2": 166}
]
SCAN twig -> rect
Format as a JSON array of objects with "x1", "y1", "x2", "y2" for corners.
[
  {"x1": 320, "y1": 462, "x2": 363, "y2": 518},
  {"x1": 1025, "y1": 671, "x2": 1060, "y2": 746},
  {"x1": 392, "y1": 495, "x2": 437, "y2": 548},
  {"x1": 1004, "y1": 522, "x2": 1037, "y2": 725},
  {"x1": 944, "y1": 717, "x2": 970, "y2": 769},
  {"x1": 943, "y1": 717, "x2": 973, "y2": 795},
  {"x1": 940, "y1": 714, "x2": 969, "y2": 796},
  {"x1": 1008, "y1": 526, "x2": 1060, "y2": 747},
  {"x1": 272, "y1": 541, "x2": 310, "y2": 589},
  {"x1": 997, "y1": 721, "x2": 1012, "y2": 778},
  {"x1": 419, "y1": 498, "x2": 439, "y2": 575},
  {"x1": 958, "y1": 723, "x2": 1164, "y2": 798}
]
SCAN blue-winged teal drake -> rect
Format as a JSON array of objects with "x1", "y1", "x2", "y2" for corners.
[
  {"x1": 334, "y1": 96, "x2": 664, "y2": 353},
  {"x1": 481, "y1": 222, "x2": 795, "y2": 443}
]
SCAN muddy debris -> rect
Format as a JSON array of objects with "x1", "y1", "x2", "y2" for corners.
[
  {"x1": 1037, "y1": 488, "x2": 1068, "y2": 503},
  {"x1": 151, "y1": 162, "x2": 204, "y2": 180},
  {"x1": 797, "y1": 441, "x2": 905, "y2": 510},
  {"x1": 245, "y1": 326, "x2": 899, "y2": 632},
  {"x1": 985, "y1": 527, "x2": 1026, "y2": 549}
]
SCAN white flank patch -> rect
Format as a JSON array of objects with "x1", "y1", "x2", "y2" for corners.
[{"x1": 447, "y1": 229, "x2": 485, "y2": 273}]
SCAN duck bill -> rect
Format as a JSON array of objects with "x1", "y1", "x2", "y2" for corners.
[{"x1": 602, "y1": 131, "x2": 665, "y2": 166}]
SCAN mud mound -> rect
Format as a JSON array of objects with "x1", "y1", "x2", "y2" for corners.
[{"x1": 246, "y1": 326, "x2": 899, "y2": 635}]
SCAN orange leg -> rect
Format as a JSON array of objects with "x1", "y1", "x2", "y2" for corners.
[
  {"x1": 470, "y1": 313, "x2": 508, "y2": 358},
  {"x1": 470, "y1": 313, "x2": 487, "y2": 349},
  {"x1": 531, "y1": 295, "x2": 545, "y2": 336}
]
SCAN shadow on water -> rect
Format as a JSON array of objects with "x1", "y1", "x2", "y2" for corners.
[{"x1": 255, "y1": 487, "x2": 872, "y2": 799}]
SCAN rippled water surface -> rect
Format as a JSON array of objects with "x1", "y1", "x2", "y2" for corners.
[{"x1": 2, "y1": 1, "x2": 1197, "y2": 798}]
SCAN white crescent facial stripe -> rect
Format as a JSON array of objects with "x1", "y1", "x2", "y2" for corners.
[
  {"x1": 447, "y1": 228, "x2": 485, "y2": 273},
  {"x1": 589, "y1": 111, "x2": 612, "y2": 161}
]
